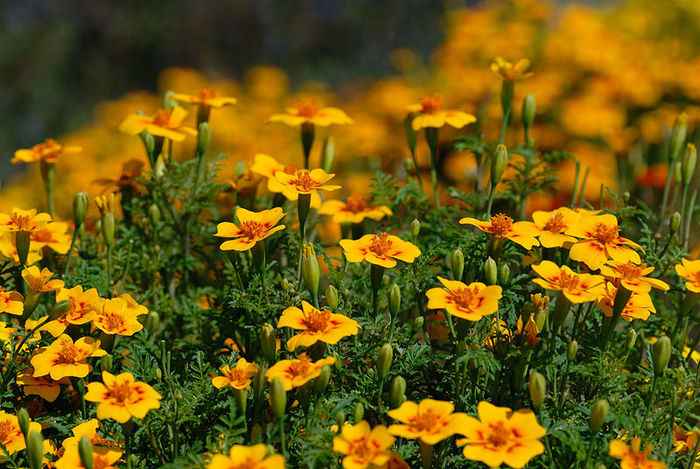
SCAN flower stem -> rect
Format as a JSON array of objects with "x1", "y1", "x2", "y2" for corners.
[
  {"x1": 425, "y1": 128, "x2": 440, "y2": 208},
  {"x1": 63, "y1": 227, "x2": 80, "y2": 277}
]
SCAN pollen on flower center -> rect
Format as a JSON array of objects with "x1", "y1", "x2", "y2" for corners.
[
  {"x1": 544, "y1": 212, "x2": 566, "y2": 232},
  {"x1": 197, "y1": 88, "x2": 218, "y2": 100},
  {"x1": 420, "y1": 94, "x2": 443, "y2": 114},
  {"x1": 153, "y1": 109, "x2": 173, "y2": 126},
  {"x1": 488, "y1": 214, "x2": 514, "y2": 237},
  {"x1": 345, "y1": 195, "x2": 367, "y2": 213},
  {"x1": 295, "y1": 101, "x2": 319, "y2": 118},
  {"x1": 103, "y1": 312, "x2": 126, "y2": 331},
  {"x1": 557, "y1": 271, "x2": 580, "y2": 290},
  {"x1": 369, "y1": 233, "x2": 393, "y2": 256},
  {"x1": 282, "y1": 163, "x2": 299, "y2": 174},
  {"x1": 486, "y1": 421, "x2": 510, "y2": 447},
  {"x1": 10, "y1": 214, "x2": 33, "y2": 231},
  {"x1": 453, "y1": 287, "x2": 480, "y2": 309},
  {"x1": 591, "y1": 222, "x2": 619, "y2": 244},
  {"x1": 412, "y1": 409, "x2": 441, "y2": 431},
  {"x1": 616, "y1": 262, "x2": 645, "y2": 279},
  {"x1": 303, "y1": 308, "x2": 331, "y2": 332},
  {"x1": 0, "y1": 420, "x2": 13, "y2": 440},
  {"x1": 239, "y1": 221, "x2": 266, "y2": 240},
  {"x1": 290, "y1": 171, "x2": 318, "y2": 191},
  {"x1": 288, "y1": 354, "x2": 313, "y2": 376},
  {"x1": 109, "y1": 380, "x2": 134, "y2": 403},
  {"x1": 57, "y1": 341, "x2": 83, "y2": 363}
]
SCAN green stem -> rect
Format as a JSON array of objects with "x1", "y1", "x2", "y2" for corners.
[
  {"x1": 485, "y1": 186, "x2": 496, "y2": 220},
  {"x1": 62, "y1": 226, "x2": 81, "y2": 277},
  {"x1": 106, "y1": 244, "x2": 113, "y2": 293},
  {"x1": 425, "y1": 128, "x2": 440, "y2": 208},
  {"x1": 278, "y1": 417, "x2": 287, "y2": 458},
  {"x1": 409, "y1": 147, "x2": 424, "y2": 189},
  {"x1": 498, "y1": 107, "x2": 511, "y2": 145},
  {"x1": 582, "y1": 433, "x2": 596, "y2": 469}
]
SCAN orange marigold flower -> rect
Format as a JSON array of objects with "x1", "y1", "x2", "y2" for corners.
[
  {"x1": 94, "y1": 158, "x2": 147, "y2": 195},
  {"x1": 340, "y1": 232, "x2": 421, "y2": 268},
  {"x1": 16, "y1": 367, "x2": 69, "y2": 402},
  {"x1": 426, "y1": 277, "x2": 502, "y2": 321},
  {"x1": 215, "y1": 207, "x2": 286, "y2": 251},
  {"x1": 531, "y1": 208, "x2": 580, "y2": 248},
  {"x1": 609, "y1": 436, "x2": 667, "y2": 469},
  {"x1": 0, "y1": 410, "x2": 42, "y2": 457},
  {"x1": 0, "y1": 286, "x2": 23, "y2": 316},
  {"x1": 60, "y1": 419, "x2": 114, "y2": 450},
  {"x1": 56, "y1": 285, "x2": 100, "y2": 326},
  {"x1": 456, "y1": 401, "x2": 546, "y2": 468},
  {"x1": 91, "y1": 297, "x2": 144, "y2": 336},
  {"x1": 516, "y1": 315, "x2": 541, "y2": 346},
  {"x1": 251, "y1": 154, "x2": 323, "y2": 207},
  {"x1": 278, "y1": 300, "x2": 360, "y2": 351},
  {"x1": 531, "y1": 261, "x2": 605, "y2": 303},
  {"x1": 597, "y1": 282, "x2": 656, "y2": 322},
  {"x1": 207, "y1": 444, "x2": 285, "y2": 469},
  {"x1": 85, "y1": 371, "x2": 162, "y2": 423},
  {"x1": 12, "y1": 138, "x2": 82, "y2": 165},
  {"x1": 332, "y1": 421, "x2": 395, "y2": 469},
  {"x1": 55, "y1": 444, "x2": 123, "y2": 469},
  {"x1": 269, "y1": 100, "x2": 353, "y2": 127},
  {"x1": 119, "y1": 106, "x2": 196, "y2": 142},
  {"x1": 30, "y1": 221, "x2": 72, "y2": 254},
  {"x1": 671, "y1": 424, "x2": 699, "y2": 454},
  {"x1": 675, "y1": 259, "x2": 700, "y2": 293},
  {"x1": 275, "y1": 168, "x2": 341, "y2": 196},
  {"x1": 319, "y1": 195, "x2": 393, "y2": 224},
  {"x1": 387, "y1": 398, "x2": 469, "y2": 445},
  {"x1": 460, "y1": 214, "x2": 540, "y2": 250},
  {"x1": 491, "y1": 57, "x2": 534, "y2": 81},
  {"x1": 212, "y1": 358, "x2": 259, "y2": 391},
  {"x1": 265, "y1": 353, "x2": 336, "y2": 391},
  {"x1": 0, "y1": 207, "x2": 51, "y2": 233},
  {"x1": 172, "y1": 88, "x2": 237, "y2": 108},
  {"x1": 406, "y1": 93, "x2": 476, "y2": 131},
  {"x1": 600, "y1": 261, "x2": 669, "y2": 293},
  {"x1": 31, "y1": 334, "x2": 106, "y2": 380},
  {"x1": 22, "y1": 266, "x2": 64, "y2": 292},
  {"x1": 566, "y1": 214, "x2": 643, "y2": 270}
]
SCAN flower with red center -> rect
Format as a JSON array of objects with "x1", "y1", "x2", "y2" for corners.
[
  {"x1": 599, "y1": 261, "x2": 669, "y2": 293},
  {"x1": 274, "y1": 168, "x2": 341, "y2": 196},
  {"x1": 516, "y1": 315, "x2": 541, "y2": 346},
  {"x1": 12, "y1": 138, "x2": 82, "y2": 165},
  {"x1": 269, "y1": 100, "x2": 353, "y2": 127},
  {"x1": 55, "y1": 443, "x2": 123, "y2": 469},
  {"x1": 566, "y1": 214, "x2": 643, "y2": 270},
  {"x1": 426, "y1": 277, "x2": 502, "y2": 321},
  {"x1": 265, "y1": 353, "x2": 336, "y2": 391},
  {"x1": 91, "y1": 297, "x2": 144, "y2": 336},
  {"x1": 0, "y1": 207, "x2": 51, "y2": 233},
  {"x1": 16, "y1": 367, "x2": 69, "y2": 402},
  {"x1": 406, "y1": 93, "x2": 476, "y2": 131},
  {"x1": 456, "y1": 401, "x2": 546, "y2": 468},
  {"x1": 340, "y1": 232, "x2": 421, "y2": 268},
  {"x1": 30, "y1": 221, "x2": 72, "y2": 254},
  {"x1": 85, "y1": 371, "x2": 162, "y2": 423},
  {"x1": 332, "y1": 421, "x2": 395, "y2": 469},
  {"x1": 491, "y1": 57, "x2": 534, "y2": 81},
  {"x1": 319, "y1": 195, "x2": 393, "y2": 224},
  {"x1": 56, "y1": 285, "x2": 100, "y2": 326},
  {"x1": 31, "y1": 334, "x2": 106, "y2": 380},
  {"x1": 278, "y1": 300, "x2": 360, "y2": 351},
  {"x1": 60, "y1": 419, "x2": 118, "y2": 451},
  {"x1": 0, "y1": 410, "x2": 42, "y2": 457},
  {"x1": 0, "y1": 286, "x2": 23, "y2": 316},
  {"x1": 675, "y1": 259, "x2": 700, "y2": 293},
  {"x1": 671, "y1": 424, "x2": 699, "y2": 454},
  {"x1": 388, "y1": 398, "x2": 469, "y2": 445},
  {"x1": 530, "y1": 208, "x2": 580, "y2": 248},
  {"x1": 22, "y1": 266, "x2": 64, "y2": 292},
  {"x1": 173, "y1": 88, "x2": 237, "y2": 108},
  {"x1": 531, "y1": 261, "x2": 605, "y2": 303},
  {"x1": 609, "y1": 436, "x2": 667, "y2": 469},
  {"x1": 119, "y1": 106, "x2": 197, "y2": 141},
  {"x1": 212, "y1": 358, "x2": 259, "y2": 391},
  {"x1": 207, "y1": 444, "x2": 285, "y2": 469},
  {"x1": 597, "y1": 282, "x2": 656, "y2": 322},
  {"x1": 460, "y1": 214, "x2": 540, "y2": 250},
  {"x1": 215, "y1": 207, "x2": 286, "y2": 251}
]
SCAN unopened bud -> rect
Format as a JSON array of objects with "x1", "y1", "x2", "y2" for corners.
[
  {"x1": 625, "y1": 329, "x2": 637, "y2": 351},
  {"x1": 335, "y1": 410, "x2": 346, "y2": 428},
  {"x1": 390, "y1": 376, "x2": 407, "y2": 409},
  {"x1": 522, "y1": 94, "x2": 536, "y2": 129},
  {"x1": 261, "y1": 323, "x2": 276, "y2": 363},
  {"x1": 377, "y1": 343, "x2": 393, "y2": 379},
  {"x1": 302, "y1": 244, "x2": 320, "y2": 300},
  {"x1": 451, "y1": 248, "x2": 465, "y2": 281},
  {"x1": 281, "y1": 279, "x2": 290, "y2": 291},
  {"x1": 73, "y1": 192, "x2": 88, "y2": 228},
  {"x1": 101, "y1": 211, "x2": 115, "y2": 246},
  {"x1": 197, "y1": 122, "x2": 211, "y2": 155},
  {"x1": 498, "y1": 263, "x2": 510, "y2": 284},
  {"x1": 142, "y1": 132, "x2": 155, "y2": 157},
  {"x1": 670, "y1": 113, "x2": 689, "y2": 162},
  {"x1": 163, "y1": 90, "x2": 177, "y2": 110},
  {"x1": 403, "y1": 157, "x2": 414, "y2": 175},
  {"x1": 15, "y1": 231, "x2": 30, "y2": 266},
  {"x1": 410, "y1": 219, "x2": 420, "y2": 238},
  {"x1": 670, "y1": 212, "x2": 682, "y2": 234},
  {"x1": 484, "y1": 257, "x2": 498, "y2": 285},
  {"x1": 353, "y1": 402, "x2": 364, "y2": 423},
  {"x1": 78, "y1": 435, "x2": 94, "y2": 469},
  {"x1": 17, "y1": 408, "x2": 30, "y2": 440},
  {"x1": 321, "y1": 137, "x2": 336, "y2": 173},
  {"x1": 528, "y1": 371, "x2": 546, "y2": 408},
  {"x1": 315, "y1": 365, "x2": 331, "y2": 394},
  {"x1": 567, "y1": 341, "x2": 578, "y2": 361},
  {"x1": 652, "y1": 336, "x2": 671, "y2": 376},
  {"x1": 269, "y1": 377, "x2": 287, "y2": 419},
  {"x1": 388, "y1": 284, "x2": 401, "y2": 317},
  {"x1": 234, "y1": 161, "x2": 247, "y2": 180},
  {"x1": 412, "y1": 316, "x2": 424, "y2": 333},
  {"x1": 326, "y1": 285, "x2": 339, "y2": 309},
  {"x1": 49, "y1": 300, "x2": 73, "y2": 321},
  {"x1": 27, "y1": 430, "x2": 44, "y2": 469},
  {"x1": 491, "y1": 144, "x2": 508, "y2": 187},
  {"x1": 590, "y1": 399, "x2": 609, "y2": 433},
  {"x1": 682, "y1": 143, "x2": 697, "y2": 186},
  {"x1": 100, "y1": 355, "x2": 113, "y2": 373},
  {"x1": 155, "y1": 368, "x2": 162, "y2": 381}
]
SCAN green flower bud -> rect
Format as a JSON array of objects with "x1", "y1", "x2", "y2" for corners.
[
  {"x1": 682, "y1": 143, "x2": 697, "y2": 186},
  {"x1": 326, "y1": 285, "x2": 339, "y2": 309},
  {"x1": 674, "y1": 160, "x2": 682, "y2": 183},
  {"x1": 315, "y1": 365, "x2": 332, "y2": 394},
  {"x1": 234, "y1": 160, "x2": 247, "y2": 180},
  {"x1": 163, "y1": 90, "x2": 177, "y2": 110},
  {"x1": 261, "y1": 323, "x2": 277, "y2": 363},
  {"x1": 670, "y1": 211, "x2": 682, "y2": 234},
  {"x1": 17, "y1": 407, "x2": 30, "y2": 440},
  {"x1": 254, "y1": 366, "x2": 266, "y2": 405},
  {"x1": 528, "y1": 371, "x2": 546, "y2": 408},
  {"x1": 141, "y1": 132, "x2": 155, "y2": 158},
  {"x1": 249, "y1": 424, "x2": 262, "y2": 443},
  {"x1": 233, "y1": 388, "x2": 247, "y2": 415},
  {"x1": 281, "y1": 279, "x2": 290, "y2": 291},
  {"x1": 412, "y1": 316, "x2": 424, "y2": 333},
  {"x1": 23, "y1": 291, "x2": 41, "y2": 318},
  {"x1": 73, "y1": 192, "x2": 88, "y2": 228},
  {"x1": 388, "y1": 284, "x2": 401, "y2": 317},
  {"x1": 301, "y1": 122, "x2": 315, "y2": 166},
  {"x1": 410, "y1": 219, "x2": 420, "y2": 239},
  {"x1": 652, "y1": 336, "x2": 672, "y2": 376},
  {"x1": 484, "y1": 257, "x2": 498, "y2": 285},
  {"x1": 101, "y1": 211, "x2": 115, "y2": 246},
  {"x1": 302, "y1": 243, "x2": 320, "y2": 300},
  {"x1": 100, "y1": 355, "x2": 113, "y2": 373},
  {"x1": 491, "y1": 144, "x2": 509, "y2": 188},
  {"x1": 522, "y1": 94, "x2": 536, "y2": 129},
  {"x1": 333, "y1": 351, "x2": 342, "y2": 371},
  {"x1": 451, "y1": 248, "x2": 465, "y2": 281},
  {"x1": 353, "y1": 402, "x2": 365, "y2": 423},
  {"x1": 27, "y1": 430, "x2": 44, "y2": 469},
  {"x1": 335, "y1": 410, "x2": 346, "y2": 428},
  {"x1": 377, "y1": 343, "x2": 393, "y2": 379},
  {"x1": 144, "y1": 311, "x2": 160, "y2": 332},
  {"x1": 15, "y1": 231, "x2": 30, "y2": 266},
  {"x1": 390, "y1": 376, "x2": 407, "y2": 409},
  {"x1": 321, "y1": 137, "x2": 336, "y2": 173},
  {"x1": 567, "y1": 341, "x2": 578, "y2": 362},
  {"x1": 669, "y1": 113, "x2": 688, "y2": 162},
  {"x1": 269, "y1": 377, "x2": 287, "y2": 419},
  {"x1": 78, "y1": 435, "x2": 94, "y2": 469},
  {"x1": 590, "y1": 399, "x2": 609, "y2": 433},
  {"x1": 403, "y1": 157, "x2": 414, "y2": 175},
  {"x1": 155, "y1": 368, "x2": 162, "y2": 381},
  {"x1": 498, "y1": 263, "x2": 510, "y2": 284},
  {"x1": 49, "y1": 300, "x2": 73, "y2": 321},
  {"x1": 197, "y1": 122, "x2": 211, "y2": 155},
  {"x1": 595, "y1": 464, "x2": 607, "y2": 469},
  {"x1": 625, "y1": 329, "x2": 637, "y2": 351}
]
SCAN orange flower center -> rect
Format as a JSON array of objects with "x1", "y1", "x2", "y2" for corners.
[
  {"x1": 10, "y1": 213, "x2": 34, "y2": 231},
  {"x1": 102, "y1": 312, "x2": 126, "y2": 332},
  {"x1": 303, "y1": 308, "x2": 331, "y2": 332},
  {"x1": 543, "y1": 213, "x2": 566, "y2": 233},
  {"x1": 486, "y1": 421, "x2": 511, "y2": 447},
  {"x1": 31, "y1": 229, "x2": 53, "y2": 242},
  {"x1": 591, "y1": 222, "x2": 619, "y2": 244},
  {"x1": 295, "y1": 101, "x2": 319, "y2": 118},
  {"x1": 289, "y1": 171, "x2": 319, "y2": 192},
  {"x1": 452, "y1": 286, "x2": 481, "y2": 309},
  {"x1": 282, "y1": 163, "x2": 299, "y2": 174},
  {"x1": 109, "y1": 380, "x2": 135, "y2": 403},
  {"x1": 556, "y1": 271, "x2": 581, "y2": 290},
  {"x1": 410, "y1": 409, "x2": 444, "y2": 432},
  {"x1": 369, "y1": 233, "x2": 393, "y2": 257},
  {"x1": 227, "y1": 367, "x2": 249, "y2": 385},
  {"x1": 0, "y1": 419, "x2": 16, "y2": 441},
  {"x1": 488, "y1": 214, "x2": 514, "y2": 237},
  {"x1": 348, "y1": 437, "x2": 375, "y2": 461},
  {"x1": 345, "y1": 195, "x2": 368, "y2": 213},
  {"x1": 153, "y1": 109, "x2": 173, "y2": 126},
  {"x1": 614, "y1": 262, "x2": 645, "y2": 280},
  {"x1": 287, "y1": 354, "x2": 314, "y2": 377},
  {"x1": 239, "y1": 221, "x2": 266, "y2": 240},
  {"x1": 56, "y1": 340, "x2": 85, "y2": 364},
  {"x1": 420, "y1": 94, "x2": 443, "y2": 114},
  {"x1": 196, "y1": 88, "x2": 219, "y2": 100}
]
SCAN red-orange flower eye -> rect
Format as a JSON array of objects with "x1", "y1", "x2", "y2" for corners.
[
  {"x1": 290, "y1": 171, "x2": 317, "y2": 191},
  {"x1": 369, "y1": 233, "x2": 392, "y2": 256},
  {"x1": 282, "y1": 163, "x2": 298, "y2": 174},
  {"x1": 488, "y1": 214, "x2": 514, "y2": 237},
  {"x1": 486, "y1": 421, "x2": 511, "y2": 447},
  {"x1": 557, "y1": 271, "x2": 580, "y2": 290},
  {"x1": 544, "y1": 212, "x2": 566, "y2": 233},
  {"x1": 153, "y1": 109, "x2": 173, "y2": 126},
  {"x1": 345, "y1": 195, "x2": 367, "y2": 213},
  {"x1": 295, "y1": 101, "x2": 319, "y2": 118},
  {"x1": 303, "y1": 308, "x2": 331, "y2": 332},
  {"x1": 591, "y1": 222, "x2": 619, "y2": 244},
  {"x1": 196, "y1": 88, "x2": 218, "y2": 100},
  {"x1": 239, "y1": 221, "x2": 266, "y2": 240},
  {"x1": 420, "y1": 93, "x2": 443, "y2": 113}
]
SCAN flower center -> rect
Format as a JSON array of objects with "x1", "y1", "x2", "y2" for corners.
[
  {"x1": 369, "y1": 233, "x2": 392, "y2": 257},
  {"x1": 488, "y1": 214, "x2": 514, "y2": 237},
  {"x1": 288, "y1": 354, "x2": 313, "y2": 377},
  {"x1": 289, "y1": 171, "x2": 318, "y2": 192},
  {"x1": 0, "y1": 419, "x2": 15, "y2": 441},
  {"x1": 196, "y1": 88, "x2": 218, "y2": 100},
  {"x1": 109, "y1": 380, "x2": 134, "y2": 403},
  {"x1": 486, "y1": 421, "x2": 510, "y2": 447},
  {"x1": 31, "y1": 228, "x2": 53, "y2": 242},
  {"x1": 412, "y1": 409, "x2": 442, "y2": 432},
  {"x1": 57, "y1": 340, "x2": 84, "y2": 364},
  {"x1": 345, "y1": 195, "x2": 368, "y2": 213},
  {"x1": 103, "y1": 312, "x2": 126, "y2": 332},
  {"x1": 591, "y1": 222, "x2": 619, "y2": 244},
  {"x1": 303, "y1": 308, "x2": 331, "y2": 332},
  {"x1": 10, "y1": 213, "x2": 34, "y2": 231},
  {"x1": 282, "y1": 163, "x2": 299, "y2": 174},
  {"x1": 615, "y1": 262, "x2": 645, "y2": 280},
  {"x1": 543, "y1": 212, "x2": 566, "y2": 233},
  {"x1": 420, "y1": 94, "x2": 443, "y2": 114},
  {"x1": 557, "y1": 271, "x2": 580, "y2": 290},
  {"x1": 153, "y1": 109, "x2": 173, "y2": 126},
  {"x1": 295, "y1": 101, "x2": 319, "y2": 118},
  {"x1": 239, "y1": 221, "x2": 266, "y2": 240},
  {"x1": 452, "y1": 286, "x2": 480, "y2": 309}
]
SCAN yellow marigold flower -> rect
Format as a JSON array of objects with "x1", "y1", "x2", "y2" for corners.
[
  {"x1": 55, "y1": 444, "x2": 123, "y2": 469},
  {"x1": 0, "y1": 410, "x2": 42, "y2": 457},
  {"x1": 16, "y1": 367, "x2": 69, "y2": 402},
  {"x1": 56, "y1": 285, "x2": 100, "y2": 325},
  {"x1": 597, "y1": 282, "x2": 655, "y2": 322},
  {"x1": 388, "y1": 398, "x2": 469, "y2": 445},
  {"x1": 118, "y1": 292, "x2": 148, "y2": 317},
  {"x1": 516, "y1": 315, "x2": 540, "y2": 346},
  {"x1": 269, "y1": 100, "x2": 352, "y2": 127},
  {"x1": 599, "y1": 261, "x2": 669, "y2": 293},
  {"x1": 566, "y1": 214, "x2": 643, "y2": 270},
  {"x1": 22, "y1": 266, "x2": 64, "y2": 292},
  {"x1": 119, "y1": 106, "x2": 196, "y2": 142},
  {"x1": 12, "y1": 138, "x2": 82, "y2": 165},
  {"x1": 672, "y1": 424, "x2": 699, "y2": 454},
  {"x1": 278, "y1": 300, "x2": 360, "y2": 351},
  {"x1": 30, "y1": 221, "x2": 72, "y2": 254},
  {"x1": 207, "y1": 444, "x2": 285, "y2": 469},
  {"x1": 31, "y1": 334, "x2": 106, "y2": 380},
  {"x1": 91, "y1": 297, "x2": 144, "y2": 336},
  {"x1": 172, "y1": 88, "x2": 237, "y2": 108},
  {"x1": 85, "y1": 371, "x2": 162, "y2": 423},
  {"x1": 251, "y1": 154, "x2": 324, "y2": 207},
  {"x1": 385, "y1": 451, "x2": 410, "y2": 469},
  {"x1": 319, "y1": 195, "x2": 392, "y2": 224},
  {"x1": 530, "y1": 208, "x2": 580, "y2": 248},
  {"x1": 675, "y1": 259, "x2": 700, "y2": 293},
  {"x1": 215, "y1": 207, "x2": 286, "y2": 251},
  {"x1": 0, "y1": 233, "x2": 43, "y2": 265},
  {"x1": 531, "y1": 261, "x2": 605, "y2": 303},
  {"x1": 460, "y1": 214, "x2": 540, "y2": 250},
  {"x1": 212, "y1": 358, "x2": 259, "y2": 390},
  {"x1": 0, "y1": 207, "x2": 51, "y2": 233},
  {"x1": 406, "y1": 93, "x2": 476, "y2": 131},
  {"x1": 275, "y1": 168, "x2": 341, "y2": 195},
  {"x1": 491, "y1": 57, "x2": 534, "y2": 81},
  {"x1": 0, "y1": 286, "x2": 23, "y2": 316},
  {"x1": 340, "y1": 232, "x2": 421, "y2": 268},
  {"x1": 333, "y1": 420, "x2": 395, "y2": 469},
  {"x1": 609, "y1": 436, "x2": 667, "y2": 469},
  {"x1": 426, "y1": 277, "x2": 502, "y2": 321},
  {"x1": 265, "y1": 353, "x2": 336, "y2": 391},
  {"x1": 456, "y1": 401, "x2": 546, "y2": 469}
]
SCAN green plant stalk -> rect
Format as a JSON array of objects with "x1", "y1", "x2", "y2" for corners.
[
  {"x1": 600, "y1": 285, "x2": 633, "y2": 351},
  {"x1": 370, "y1": 264, "x2": 385, "y2": 316},
  {"x1": 551, "y1": 293, "x2": 571, "y2": 335},
  {"x1": 498, "y1": 107, "x2": 511, "y2": 145},
  {"x1": 106, "y1": 244, "x2": 113, "y2": 292},
  {"x1": 409, "y1": 146, "x2": 424, "y2": 189},
  {"x1": 425, "y1": 127, "x2": 440, "y2": 208},
  {"x1": 680, "y1": 183, "x2": 689, "y2": 246},
  {"x1": 661, "y1": 149, "x2": 680, "y2": 219},
  {"x1": 63, "y1": 226, "x2": 81, "y2": 277},
  {"x1": 485, "y1": 185, "x2": 496, "y2": 220},
  {"x1": 376, "y1": 377, "x2": 385, "y2": 424},
  {"x1": 686, "y1": 435, "x2": 700, "y2": 469},
  {"x1": 445, "y1": 313, "x2": 457, "y2": 342},
  {"x1": 579, "y1": 165, "x2": 590, "y2": 207},
  {"x1": 639, "y1": 374, "x2": 658, "y2": 434},
  {"x1": 570, "y1": 161, "x2": 581, "y2": 208},
  {"x1": 582, "y1": 433, "x2": 596, "y2": 469},
  {"x1": 683, "y1": 189, "x2": 697, "y2": 251},
  {"x1": 278, "y1": 416, "x2": 287, "y2": 458}
]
